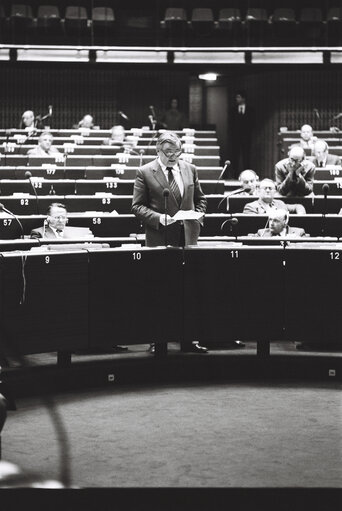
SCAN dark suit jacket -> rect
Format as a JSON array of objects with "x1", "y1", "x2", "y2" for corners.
[
  {"x1": 256, "y1": 226, "x2": 306, "y2": 237},
  {"x1": 30, "y1": 225, "x2": 93, "y2": 239},
  {"x1": 308, "y1": 153, "x2": 342, "y2": 167},
  {"x1": 131, "y1": 159, "x2": 207, "y2": 247}
]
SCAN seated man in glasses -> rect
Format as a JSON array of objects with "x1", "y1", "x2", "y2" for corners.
[
  {"x1": 30, "y1": 202, "x2": 93, "y2": 239},
  {"x1": 275, "y1": 146, "x2": 316, "y2": 197},
  {"x1": 243, "y1": 179, "x2": 306, "y2": 214},
  {"x1": 27, "y1": 131, "x2": 63, "y2": 160}
]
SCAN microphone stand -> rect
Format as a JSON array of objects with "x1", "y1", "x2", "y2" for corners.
[
  {"x1": 0, "y1": 203, "x2": 25, "y2": 239},
  {"x1": 25, "y1": 171, "x2": 40, "y2": 215},
  {"x1": 163, "y1": 189, "x2": 169, "y2": 247},
  {"x1": 321, "y1": 184, "x2": 329, "y2": 236}
]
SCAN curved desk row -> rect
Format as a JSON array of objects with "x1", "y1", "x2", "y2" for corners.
[{"x1": 0, "y1": 246, "x2": 341, "y2": 362}]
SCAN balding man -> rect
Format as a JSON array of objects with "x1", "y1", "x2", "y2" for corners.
[
  {"x1": 235, "y1": 169, "x2": 259, "y2": 196},
  {"x1": 75, "y1": 114, "x2": 95, "y2": 129},
  {"x1": 309, "y1": 140, "x2": 341, "y2": 167},
  {"x1": 256, "y1": 209, "x2": 306, "y2": 237},
  {"x1": 275, "y1": 146, "x2": 316, "y2": 196},
  {"x1": 299, "y1": 124, "x2": 317, "y2": 151}
]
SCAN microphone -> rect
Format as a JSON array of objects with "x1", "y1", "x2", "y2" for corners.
[
  {"x1": 215, "y1": 160, "x2": 231, "y2": 194},
  {"x1": 220, "y1": 217, "x2": 239, "y2": 240},
  {"x1": 321, "y1": 183, "x2": 329, "y2": 236},
  {"x1": 333, "y1": 113, "x2": 342, "y2": 120},
  {"x1": 48, "y1": 105, "x2": 53, "y2": 117},
  {"x1": 118, "y1": 110, "x2": 129, "y2": 121},
  {"x1": 322, "y1": 183, "x2": 330, "y2": 196},
  {"x1": 149, "y1": 105, "x2": 156, "y2": 118},
  {"x1": 0, "y1": 203, "x2": 25, "y2": 239},
  {"x1": 25, "y1": 170, "x2": 40, "y2": 215},
  {"x1": 313, "y1": 108, "x2": 320, "y2": 120},
  {"x1": 139, "y1": 148, "x2": 145, "y2": 167},
  {"x1": 163, "y1": 188, "x2": 170, "y2": 247}
]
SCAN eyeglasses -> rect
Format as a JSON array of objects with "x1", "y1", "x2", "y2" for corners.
[
  {"x1": 50, "y1": 215, "x2": 67, "y2": 220},
  {"x1": 160, "y1": 148, "x2": 182, "y2": 158}
]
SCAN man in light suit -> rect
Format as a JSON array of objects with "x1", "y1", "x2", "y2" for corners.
[
  {"x1": 308, "y1": 140, "x2": 342, "y2": 167},
  {"x1": 30, "y1": 202, "x2": 94, "y2": 239},
  {"x1": 132, "y1": 131, "x2": 208, "y2": 353},
  {"x1": 256, "y1": 209, "x2": 306, "y2": 237},
  {"x1": 244, "y1": 179, "x2": 306, "y2": 215},
  {"x1": 27, "y1": 131, "x2": 62, "y2": 159}
]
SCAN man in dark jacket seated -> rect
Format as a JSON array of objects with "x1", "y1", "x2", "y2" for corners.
[{"x1": 30, "y1": 203, "x2": 93, "y2": 239}]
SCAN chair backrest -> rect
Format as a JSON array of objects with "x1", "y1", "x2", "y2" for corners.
[
  {"x1": 218, "y1": 8, "x2": 241, "y2": 23},
  {"x1": 164, "y1": 8, "x2": 187, "y2": 23},
  {"x1": 327, "y1": 7, "x2": 342, "y2": 22},
  {"x1": 273, "y1": 8, "x2": 296, "y2": 23},
  {"x1": 37, "y1": 5, "x2": 60, "y2": 21},
  {"x1": 246, "y1": 8, "x2": 268, "y2": 22},
  {"x1": 65, "y1": 6, "x2": 88, "y2": 21},
  {"x1": 10, "y1": 4, "x2": 33, "y2": 20},
  {"x1": 92, "y1": 7, "x2": 115, "y2": 22},
  {"x1": 300, "y1": 8, "x2": 322, "y2": 22},
  {"x1": 191, "y1": 8, "x2": 214, "y2": 23}
]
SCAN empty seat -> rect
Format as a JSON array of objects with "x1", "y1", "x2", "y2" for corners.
[
  {"x1": 92, "y1": 7, "x2": 115, "y2": 28},
  {"x1": 271, "y1": 8, "x2": 296, "y2": 44},
  {"x1": 37, "y1": 5, "x2": 61, "y2": 30},
  {"x1": 245, "y1": 8, "x2": 269, "y2": 45},
  {"x1": 327, "y1": 7, "x2": 342, "y2": 45},
  {"x1": 217, "y1": 8, "x2": 242, "y2": 44},
  {"x1": 299, "y1": 8, "x2": 324, "y2": 44},
  {"x1": 191, "y1": 8, "x2": 214, "y2": 33},
  {"x1": 162, "y1": 8, "x2": 187, "y2": 30},
  {"x1": 65, "y1": 6, "x2": 88, "y2": 33},
  {"x1": 10, "y1": 4, "x2": 33, "y2": 28}
]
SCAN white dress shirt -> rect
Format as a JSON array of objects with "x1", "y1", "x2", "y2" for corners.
[{"x1": 158, "y1": 158, "x2": 184, "y2": 197}]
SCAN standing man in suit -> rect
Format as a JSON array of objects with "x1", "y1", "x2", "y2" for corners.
[
  {"x1": 309, "y1": 140, "x2": 342, "y2": 167},
  {"x1": 132, "y1": 131, "x2": 207, "y2": 248},
  {"x1": 132, "y1": 131, "x2": 208, "y2": 353},
  {"x1": 229, "y1": 91, "x2": 254, "y2": 178},
  {"x1": 30, "y1": 203, "x2": 94, "y2": 239},
  {"x1": 256, "y1": 209, "x2": 306, "y2": 237}
]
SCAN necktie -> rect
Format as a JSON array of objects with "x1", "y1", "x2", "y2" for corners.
[
  {"x1": 167, "y1": 167, "x2": 182, "y2": 206},
  {"x1": 56, "y1": 229, "x2": 63, "y2": 237},
  {"x1": 319, "y1": 161, "x2": 323, "y2": 167}
]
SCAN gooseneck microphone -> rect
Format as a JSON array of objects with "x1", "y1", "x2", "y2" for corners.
[
  {"x1": 220, "y1": 217, "x2": 239, "y2": 240},
  {"x1": 139, "y1": 148, "x2": 145, "y2": 167},
  {"x1": 0, "y1": 203, "x2": 25, "y2": 239},
  {"x1": 25, "y1": 170, "x2": 40, "y2": 215},
  {"x1": 163, "y1": 188, "x2": 170, "y2": 247},
  {"x1": 118, "y1": 110, "x2": 129, "y2": 121},
  {"x1": 321, "y1": 183, "x2": 329, "y2": 236},
  {"x1": 215, "y1": 160, "x2": 231, "y2": 194}
]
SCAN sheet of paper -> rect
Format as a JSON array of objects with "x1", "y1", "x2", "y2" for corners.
[{"x1": 172, "y1": 210, "x2": 204, "y2": 221}]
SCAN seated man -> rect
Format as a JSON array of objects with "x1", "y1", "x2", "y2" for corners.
[
  {"x1": 308, "y1": 140, "x2": 341, "y2": 167},
  {"x1": 27, "y1": 131, "x2": 62, "y2": 158},
  {"x1": 275, "y1": 146, "x2": 316, "y2": 197},
  {"x1": 298, "y1": 124, "x2": 317, "y2": 152},
  {"x1": 102, "y1": 125, "x2": 126, "y2": 146},
  {"x1": 20, "y1": 110, "x2": 36, "y2": 130},
  {"x1": 243, "y1": 179, "x2": 306, "y2": 215},
  {"x1": 255, "y1": 208, "x2": 306, "y2": 237},
  {"x1": 234, "y1": 169, "x2": 259, "y2": 196},
  {"x1": 30, "y1": 203, "x2": 94, "y2": 239},
  {"x1": 74, "y1": 114, "x2": 96, "y2": 129}
]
